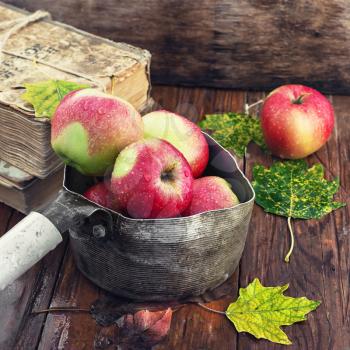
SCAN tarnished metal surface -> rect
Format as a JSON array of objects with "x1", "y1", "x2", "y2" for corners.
[{"x1": 64, "y1": 134, "x2": 255, "y2": 301}]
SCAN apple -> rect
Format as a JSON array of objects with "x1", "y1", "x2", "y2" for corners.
[
  {"x1": 183, "y1": 176, "x2": 239, "y2": 216},
  {"x1": 111, "y1": 138, "x2": 193, "y2": 219},
  {"x1": 142, "y1": 110, "x2": 209, "y2": 178},
  {"x1": 51, "y1": 89, "x2": 143, "y2": 176},
  {"x1": 261, "y1": 84, "x2": 334, "y2": 159},
  {"x1": 83, "y1": 182, "x2": 118, "y2": 211}
]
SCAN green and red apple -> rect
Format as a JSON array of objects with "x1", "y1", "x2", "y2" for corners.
[
  {"x1": 261, "y1": 84, "x2": 334, "y2": 159},
  {"x1": 51, "y1": 89, "x2": 143, "y2": 176},
  {"x1": 143, "y1": 110, "x2": 209, "y2": 178},
  {"x1": 183, "y1": 176, "x2": 239, "y2": 216},
  {"x1": 111, "y1": 138, "x2": 193, "y2": 219}
]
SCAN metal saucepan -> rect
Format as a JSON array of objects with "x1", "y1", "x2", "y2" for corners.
[{"x1": 0, "y1": 133, "x2": 254, "y2": 301}]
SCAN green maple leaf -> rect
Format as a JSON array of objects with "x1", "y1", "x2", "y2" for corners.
[
  {"x1": 252, "y1": 160, "x2": 345, "y2": 262},
  {"x1": 198, "y1": 112, "x2": 267, "y2": 157},
  {"x1": 21, "y1": 80, "x2": 89, "y2": 119},
  {"x1": 225, "y1": 278, "x2": 321, "y2": 345}
]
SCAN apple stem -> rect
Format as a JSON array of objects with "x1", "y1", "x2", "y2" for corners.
[
  {"x1": 196, "y1": 303, "x2": 226, "y2": 315},
  {"x1": 244, "y1": 99, "x2": 264, "y2": 115},
  {"x1": 284, "y1": 216, "x2": 294, "y2": 263},
  {"x1": 292, "y1": 95, "x2": 304, "y2": 104},
  {"x1": 292, "y1": 93, "x2": 311, "y2": 105}
]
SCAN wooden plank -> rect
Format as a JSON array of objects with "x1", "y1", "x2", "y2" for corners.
[
  {"x1": 238, "y1": 92, "x2": 350, "y2": 349},
  {"x1": 37, "y1": 246, "x2": 102, "y2": 350},
  {"x1": 0, "y1": 203, "x2": 13, "y2": 235},
  {"x1": 309, "y1": 95, "x2": 350, "y2": 350},
  {"x1": 4, "y1": 1, "x2": 350, "y2": 93},
  {"x1": 13, "y1": 238, "x2": 68, "y2": 350}
]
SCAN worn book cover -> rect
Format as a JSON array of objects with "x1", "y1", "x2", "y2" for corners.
[
  {"x1": 0, "y1": 159, "x2": 63, "y2": 213},
  {"x1": 0, "y1": 2, "x2": 151, "y2": 178}
]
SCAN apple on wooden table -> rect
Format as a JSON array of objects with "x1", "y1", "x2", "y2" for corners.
[
  {"x1": 51, "y1": 89, "x2": 143, "y2": 176},
  {"x1": 111, "y1": 138, "x2": 193, "y2": 219},
  {"x1": 261, "y1": 84, "x2": 334, "y2": 159}
]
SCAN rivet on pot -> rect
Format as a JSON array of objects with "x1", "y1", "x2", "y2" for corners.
[{"x1": 92, "y1": 225, "x2": 106, "y2": 239}]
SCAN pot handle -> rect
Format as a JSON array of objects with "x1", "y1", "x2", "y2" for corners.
[
  {"x1": 0, "y1": 190, "x2": 112, "y2": 291},
  {"x1": 0, "y1": 211, "x2": 62, "y2": 290}
]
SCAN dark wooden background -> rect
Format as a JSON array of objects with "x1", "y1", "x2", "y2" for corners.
[{"x1": 3, "y1": 0, "x2": 350, "y2": 94}]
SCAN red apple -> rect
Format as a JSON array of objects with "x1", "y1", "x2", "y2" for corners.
[
  {"x1": 51, "y1": 89, "x2": 143, "y2": 176},
  {"x1": 183, "y1": 176, "x2": 239, "y2": 216},
  {"x1": 261, "y1": 84, "x2": 334, "y2": 159},
  {"x1": 110, "y1": 138, "x2": 193, "y2": 219},
  {"x1": 83, "y1": 182, "x2": 118, "y2": 211},
  {"x1": 143, "y1": 110, "x2": 209, "y2": 178}
]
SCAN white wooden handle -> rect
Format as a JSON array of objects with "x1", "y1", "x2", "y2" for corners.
[{"x1": 0, "y1": 212, "x2": 62, "y2": 290}]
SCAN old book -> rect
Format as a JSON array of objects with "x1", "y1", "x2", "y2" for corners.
[
  {"x1": 0, "y1": 2, "x2": 151, "y2": 178},
  {"x1": 0, "y1": 159, "x2": 63, "y2": 214}
]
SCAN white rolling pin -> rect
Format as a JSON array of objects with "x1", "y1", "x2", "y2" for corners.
[{"x1": 0, "y1": 212, "x2": 62, "y2": 290}]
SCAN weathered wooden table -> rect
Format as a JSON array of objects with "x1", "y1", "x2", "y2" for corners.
[{"x1": 0, "y1": 86, "x2": 349, "y2": 350}]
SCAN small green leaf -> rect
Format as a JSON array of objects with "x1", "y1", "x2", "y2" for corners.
[
  {"x1": 21, "y1": 80, "x2": 89, "y2": 119},
  {"x1": 199, "y1": 112, "x2": 267, "y2": 158},
  {"x1": 226, "y1": 278, "x2": 321, "y2": 345},
  {"x1": 252, "y1": 160, "x2": 345, "y2": 261}
]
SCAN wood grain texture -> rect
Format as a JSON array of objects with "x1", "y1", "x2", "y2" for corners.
[
  {"x1": 3, "y1": 0, "x2": 350, "y2": 93},
  {"x1": 0, "y1": 87, "x2": 348, "y2": 350},
  {"x1": 37, "y1": 246, "x2": 101, "y2": 350},
  {"x1": 13, "y1": 239, "x2": 68, "y2": 350},
  {"x1": 238, "y1": 91, "x2": 350, "y2": 350}
]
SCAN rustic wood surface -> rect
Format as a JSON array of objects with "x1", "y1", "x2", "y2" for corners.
[
  {"x1": 3, "y1": 0, "x2": 350, "y2": 93},
  {"x1": 0, "y1": 86, "x2": 349, "y2": 350}
]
